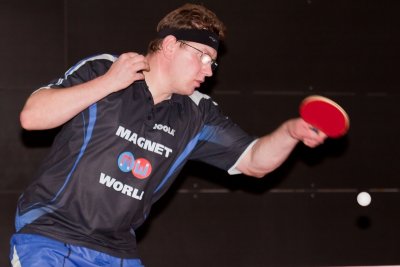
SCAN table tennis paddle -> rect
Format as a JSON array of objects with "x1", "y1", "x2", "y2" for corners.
[{"x1": 299, "y1": 95, "x2": 350, "y2": 138}]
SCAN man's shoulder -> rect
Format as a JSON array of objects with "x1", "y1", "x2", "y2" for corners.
[
  {"x1": 65, "y1": 53, "x2": 117, "y2": 77},
  {"x1": 80, "y1": 53, "x2": 117, "y2": 63},
  {"x1": 75, "y1": 53, "x2": 117, "y2": 69},
  {"x1": 188, "y1": 90, "x2": 218, "y2": 107},
  {"x1": 184, "y1": 90, "x2": 222, "y2": 122}
]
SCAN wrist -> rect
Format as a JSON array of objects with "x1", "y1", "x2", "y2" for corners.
[{"x1": 96, "y1": 74, "x2": 119, "y2": 94}]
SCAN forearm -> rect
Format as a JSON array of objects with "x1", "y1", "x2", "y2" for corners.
[
  {"x1": 20, "y1": 53, "x2": 149, "y2": 130},
  {"x1": 236, "y1": 118, "x2": 326, "y2": 178},
  {"x1": 241, "y1": 120, "x2": 299, "y2": 177},
  {"x1": 20, "y1": 75, "x2": 114, "y2": 130}
]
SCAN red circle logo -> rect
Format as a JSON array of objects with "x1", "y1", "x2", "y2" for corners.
[{"x1": 132, "y1": 158, "x2": 152, "y2": 179}]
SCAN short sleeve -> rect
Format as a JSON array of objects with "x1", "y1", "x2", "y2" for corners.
[
  {"x1": 37, "y1": 54, "x2": 116, "y2": 92},
  {"x1": 189, "y1": 95, "x2": 256, "y2": 174}
]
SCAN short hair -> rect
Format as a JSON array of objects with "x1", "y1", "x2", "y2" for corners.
[{"x1": 148, "y1": 3, "x2": 226, "y2": 54}]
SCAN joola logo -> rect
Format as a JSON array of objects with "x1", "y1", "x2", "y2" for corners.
[
  {"x1": 153, "y1": 123, "x2": 175, "y2": 136},
  {"x1": 99, "y1": 172, "x2": 144, "y2": 200}
]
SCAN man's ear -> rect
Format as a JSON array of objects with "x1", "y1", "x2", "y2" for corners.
[{"x1": 161, "y1": 35, "x2": 178, "y2": 59}]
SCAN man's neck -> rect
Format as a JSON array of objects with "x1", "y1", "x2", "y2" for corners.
[{"x1": 143, "y1": 54, "x2": 173, "y2": 105}]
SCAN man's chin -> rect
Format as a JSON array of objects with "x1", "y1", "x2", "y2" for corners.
[
  {"x1": 185, "y1": 86, "x2": 197, "y2": 95},
  {"x1": 175, "y1": 85, "x2": 197, "y2": 96}
]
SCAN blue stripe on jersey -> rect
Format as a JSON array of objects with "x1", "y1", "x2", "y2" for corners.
[
  {"x1": 51, "y1": 104, "x2": 97, "y2": 202},
  {"x1": 15, "y1": 104, "x2": 98, "y2": 231},
  {"x1": 153, "y1": 125, "x2": 217, "y2": 194}
]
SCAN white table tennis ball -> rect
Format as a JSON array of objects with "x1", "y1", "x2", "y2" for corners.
[{"x1": 357, "y1": 192, "x2": 371, "y2": 207}]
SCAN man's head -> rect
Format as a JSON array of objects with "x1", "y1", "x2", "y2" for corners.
[
  {"x1": 146, "y1": 4, "x2": 226, "y2": 96},
  {"x1": 148, "y1": 4, "x2": 226, "y2": 54}
]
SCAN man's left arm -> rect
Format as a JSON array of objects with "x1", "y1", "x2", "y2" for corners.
[{"x1": 236, "y1": 118, "x2": 326, "y2": 178}]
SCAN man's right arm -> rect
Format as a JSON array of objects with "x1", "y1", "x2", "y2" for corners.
[{"x1": 20, "y1": 52, "x2": 149, "y2": 130}]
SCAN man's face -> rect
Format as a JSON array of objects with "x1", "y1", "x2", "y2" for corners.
[{"x1": 170, "y1": 41, "x2": 218, "y2": 95}]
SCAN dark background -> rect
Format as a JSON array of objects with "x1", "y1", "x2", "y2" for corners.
[{"x1": 1, "y1": 0, "x2": 399, "y2": 266}]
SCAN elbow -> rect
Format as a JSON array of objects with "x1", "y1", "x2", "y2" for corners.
[
  {"x1": 20, "y1": 108, "x2": 59, "y2": 130},
  {"x1": 20, "y1": 109, "x2": 34, "y2": 130},
  {"x1": 20, "y1": 108, "x2": 43, "y2": 130},
  {"x1": 19, "y1": 89, "x2": 54, "y2": 130}
]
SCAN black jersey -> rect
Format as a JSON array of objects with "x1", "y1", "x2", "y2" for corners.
[{"x1": 15, "y1": 54, "x2": 256, "y2": 258}]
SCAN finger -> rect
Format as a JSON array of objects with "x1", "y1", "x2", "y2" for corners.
[
  {"x1": 131, "y1": 61, "x2": 150, "y2": 73},
  {"x1": 133, "y1": 72, "x2": 145, "y2": 81},
  {"x1": 309, "y1": 126, "x2": 319, "y2": 135},
  {"x1": 314, "y1": 129, "x2": 327, "y2": 139},
  {"x1": 303, "y1": 139, "x2": 319, "y2": 148},
  {"x1": 303, "y1": 135, "x2": 325, "y2": 147},
  {"x1": 306, "y1": 125, "x2": 326, "y2": 139},
  {"x1": 122, "y1": 52, "x2": 139, "y2": 58},
  {"x1": 126, "y1": 54, "x2": 148, "y2": 65},
  {"x1": 117, "y1": 53, "x2": 136, "y2": 63}
]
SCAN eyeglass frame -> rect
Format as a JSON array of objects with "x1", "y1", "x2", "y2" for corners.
[{"x1": 178, "y1": 41, "x2": 218, "y2": 70}]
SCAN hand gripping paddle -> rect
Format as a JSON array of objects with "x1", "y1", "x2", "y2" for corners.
[{"x1": 299, "y1": 95, "x2": 350, "y2": 138}]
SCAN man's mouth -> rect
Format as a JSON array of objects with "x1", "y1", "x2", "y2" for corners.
[{"x1": 195, "y1": 79, "x2": 204, "y2": 86}]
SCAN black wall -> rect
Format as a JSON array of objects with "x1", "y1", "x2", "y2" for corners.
[{"x1": 1, "y1": 0, "x2": 399, "y2": 266}]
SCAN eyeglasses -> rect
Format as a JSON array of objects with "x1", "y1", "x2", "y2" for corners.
[{"x1": 179, "y1": 41, "x2": 218, "y2": 70}]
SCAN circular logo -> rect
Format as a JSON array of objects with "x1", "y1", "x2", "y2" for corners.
[
  {"x1": 132, "y1": 158, "x2": 152, "y2": 179},
  {"x1": 117, "y1": 152, "x2": 135, "y2": 172}
]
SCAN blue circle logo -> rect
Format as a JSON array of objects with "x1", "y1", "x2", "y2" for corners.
[{"x1": 117, "y1": 152, "x2": 135, "y2": 172}]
